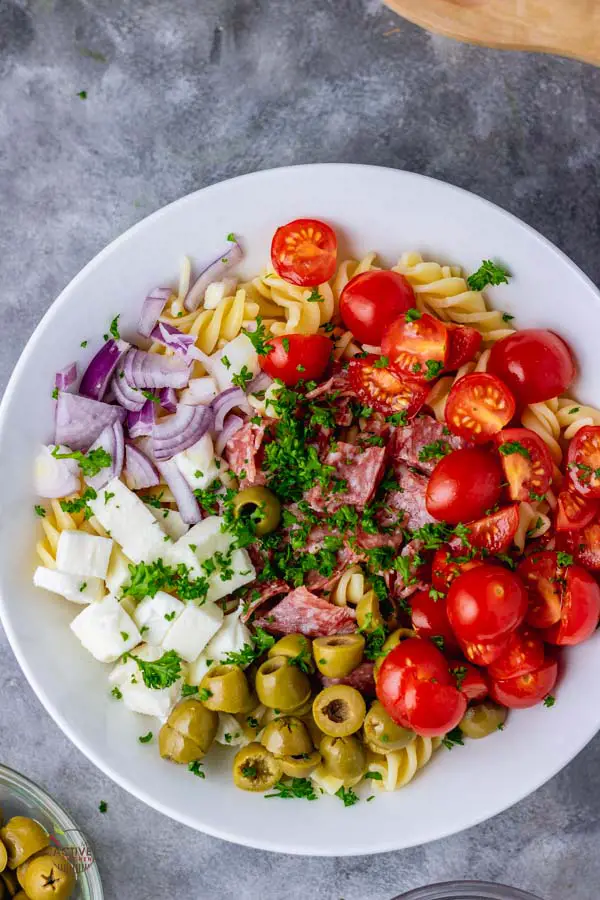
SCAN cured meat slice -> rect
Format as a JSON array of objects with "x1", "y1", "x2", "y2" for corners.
[
  {"x1": 306, "y1": 443, "x2": 386, "y2": 513},
  {"x1": 225, "y1": 422, "x2": 267, "y2": 488},
  {"x1": 254, "y1": 586, "x2": 356, "y2": 636},
  {"x1": 240, "y1": 579, "x2": 289, "y2": 623},
  {"x1": 322, "y1": 661, "x2": 375, "y2": 695},
  {"x1": 378, "y1": 464, "x2": 435, "y2": 533},
  {"x1": 390, "y1": 416, "x2": 466, "y2": 475}
]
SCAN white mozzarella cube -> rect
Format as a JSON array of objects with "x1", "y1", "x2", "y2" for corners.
[
  {"x1": 149, "y1": 507, "x2": 189, "y2": 541},
  {"x1": 88, "y1": 477, "x2": 167, "y2": 564},
  {"x1": 180, "y1": 376, "x2": 219, "y2": 407},
  {"x1": 121, "y1": 680, "x2": 180, "y2": 719},
  {"x1": 165, "y1": 515, "x2": 234, "y2": 578},
  {"x1": 203, "y1": 278, "x2": 236, "y2": 310},
  {"x1": 187, "y1": 608, "x2": 253, "y2": 684},
  {"x1": 173, "y1": 434, "x2": 218, "y2": 492},
  {"x1": 212, "y1": 334, "x2": 259, "y2": 393},
  {"x1": 70, "y1": 594, "x2": 141, "y2": 663},
  {"x1": 205, "y1": 548, "x2": 256, "y2": 604},
  {"x1": 161, "y1": 603, "x2": 224, "y2": 662},
  {"x1": 186, "y1": 651, "x2": 215, "y2": 686},
  {"x1": 133, "y1": 591, "x2": 185, "y2": 646},
  {"x1": 109, "y1": 643, "x2": 159, "y2": 686},
  {"x1": 56, "y1": 531, "x2": 113, "y2": 579},
  {"x1": 105, "y1": 546, "x2": 132, "y2": 597},
  {"x1": 33, "y1": 566, "x2": 104, "y2": 605},
  {"x1": 215, "y1": 713, "x2": 246, "y2": 746}
]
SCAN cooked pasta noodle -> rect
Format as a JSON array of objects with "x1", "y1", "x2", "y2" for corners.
[
  {"x1": 521, "y1": 399, "x2": 562, "y2": 464},
  {"x1": 556, "y1": 397, "x2": 600, "y2": 439},
  {"x1": 514, "y1": 501, "x2": 551, "y2": 552},
  {"x1": 331, "y1": 566, "x2": 366, "y2": 607},
  {"x1": 160, "y1": 290, "x2": 260, "y2": 359},
  {"x1": 241, "y1": 270, "x2": 335, "y2": 336},
  {"x1": 366, "y1": 736, "x2": 442, "y2": 792},
  {"x1": 331, "y1": 253, "x2": 379, "y2": 303}
]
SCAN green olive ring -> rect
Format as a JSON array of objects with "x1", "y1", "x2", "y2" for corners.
[
  {"x1": 233, "y1": 486, "x2": 281, "y2": 536},
  {"x1": 200, "y1": 665, "x2": 253, "y2": 713},
  {"x1": 268, "y1": 634, "x2": 313, "y2": 671},
  {"x1": 363, "y1": 701, "x2": 415, "y2": 752},
  {"x1": 233, "y1": 742, "x2": 282, "y2": 792},
  {"x1": 319, "y1": 734, "x2": 367, "y2": 782},
  {"x1": 0, "y1": 819, "x2": 49, "y2": 871},
  {"x1": 460, "y1": 701, "x2": 508, "y2": 739},
  {"x1": 255, "y1": 656, "x2": 311, "y2": 711},
  {"x1": 260, "y1": 717, "x2": 314, "y2": 757},
  {"x1": 280, "y1": 750, "x2": 321, "y2": 779},
  {"x1": 313, "y1": 685, "x2": 366, "y2": 737},
  {"x1": 313, "y1": 634, "x2": 365, "y2": 678},
  {"x1": 356, "y1": 590, "x2": 384, "y2": 633},
  {"x1": 159, "y1": 698, "x2": 218, "y2": 764}
]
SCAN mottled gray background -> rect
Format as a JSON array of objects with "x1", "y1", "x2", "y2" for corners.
[{"x1": 2, "y1": 1, "x2": 600, "y2": 898}]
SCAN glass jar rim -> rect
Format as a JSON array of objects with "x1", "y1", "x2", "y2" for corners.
[{"x1": 394, "y1": 881, "x2": 543, "y2": 900}]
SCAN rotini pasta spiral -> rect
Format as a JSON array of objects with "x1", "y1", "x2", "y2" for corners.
[
  {"x1": 159, "y1": 289, "x2": 260, "y2": 356},
  {"x1": 241, "y1": 270, "x2": 335, "y2": 336},
  {"x1": 521, "y1": 398, "x2": 562, "y2": 464},
  {"x1": 331, "y1": 566, "x2": 367, "y2": 607},
  {"x1": 366, "y1": 736, "x2": 442, "y2": 791},
  {"x1": 331, "y1": 253, "x2": 380, "y2": 304},
  {"x1": 514, "y1": 501, "x2": 552, "y2": 553},
  {"x1": 556, "y1": 397, "x2": 600, "y2": 439}
]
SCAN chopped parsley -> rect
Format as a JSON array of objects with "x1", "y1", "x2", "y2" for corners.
[
  {"x1": 60, "y1": 486, "x2": 98, "y2": 519},
  {"x1": 557, "y1": 552, "x2": 573, "y2": 567},
  {"x1": 498, "y1": 441, "x2": 530, "y2": 460},
  {"x1": 111, "y1": 686, "x2": 123, "y2": 700},
  {"x1": 127, "y1": 650, "x2": 182, "y2": 690},
  {"x1": 98, "y1": 801, "x2": 108, "y2": 813},
  {"x1": 181, "y1": 684, "x2": 199, "y2": 697},
  {"x1": 387, "y1": 411, "x2": 408, "y2": 426},
  {"x1": 288, "y1": 644, "x2": 312, "y2": 674},
  {"x1": 109, "y1": 315, "x2": 120, "y2": 340},
  {"x1": 424, "y1": 359, "x2": 444, "y2": 381},
  {"x1": 123, "y1": 559, "x2": 209, "y2": 604},
  {"x1": 138, "y1": 731, "x2": 153, "y2": 744},
  {"x1": 405, "y1": 308, "x2": 422, "y2": 323},
  {"x1": 141, "y1": 390, "x2": 161, "y2": 404},
  {"x1": 430, "y1": 635, "x2": 445, "y2": 651},
  {"x1": 373, "y1": 356, "x2": 389, "y2": 369},
  {"x1": 265, "y1": 778, "x2": 318, "y2": 801},
  {"x1": 364, "y1": 771, "x2": 383, "y2": 781},
  {"x1": 198, "y1": 687, "x2": 213, "y2": 702},
  {"x1": 543, "y1": 694, "x2": 556, "y2": 708},
  {"x1": 450, "y1": 665, "x2": 467, "y2": 690},
  {"x1": 442, "y1": 727, "x2": 464, "y2": 750},
  {"x1": 227, "y1": 232, "x2": 236, "y2": 242},
  {"x1": 221, "y1": 355, "x2": 231, "y2": 369},
  {"x1": 189, "y1": 761, "x2": 205, "y2": 778},
  {"x1": 335, "y1": 786, "x2": 359, "y2": 807},
  {"x1": 502, "y1": 312, "x2": 514, "y2": 323},
  {"x1": 34, "y1": 505, "x2": 46, "y2": 517},
  {"x1": 120, "y1": 631, "x2": 129, "y2": 642},
  {"x1": 139, "y1": 491, "x2": 164, "y2": 509},
  {"x1": 222, "y1": 627, "x2": 275, "y2": 667},
  {"x1": 418, "y1": 440, "x2": 450, "y2": 463},
  {"x1": 241, "y1": 765, "x2": 257, "y2": 778},
  {"x1": 467, "y1": 260, "x2": 511, "y2": 291},
  {"x1": 77, "y1": 90, "x2": 88, "y2": 100},
  {"x1": 52, "y1": 386, "x2": 59, "y2": 399},
  {"x1": 306, "y1": 288, "x2": 324, "y2": 303},
  {"x1": 568, "y1": 407, "x2": 580, "y2": 415},
  {"x1": 362, "y1": 625, "x2": 388, "y2": 661},
  {"x1": 232, "y1": 365, "x2": 254, "y2": 390},
  {"x1": 51, "y1": 446, "x2": 112, "y2": 478}
]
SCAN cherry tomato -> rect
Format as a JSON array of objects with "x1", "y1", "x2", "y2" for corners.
[
  {"x1": 490, "y1": 657, "x2": 558, "y2": 709},
  {"x1": 347, "y1": 355, "x2": 428, "y2": 418},
  {"x1": 463, "y1": 504, "x2": 520, "y2": 555},
  {"x1": 495, "y1": 428, "x2": 553, "y2": 503},
  {"x1": 432, "y1": 548, "x2": 487, "y2": 593},
  {"x1": 487, "y1": 627, "x2": 545, "y2": 681},
  {"x1": 488, "y1": 329, "x2": 576, "y2": 406},
  {"x1": 339, "y1": 271, "x2": 416, "y2": 345},
  {"x1": 459, "y1": 635, "x2": 511, "y2": 667},
  {"x1": 566, "y1": 426, "x2": 600, "y2": 498},
  {"x1": 260, "y1": 334, "x2": 332, "y2": 386},
  {"x1": 445, "y1": 324, "x2": 482, "y2": 371},
  {"x1": 426, "y1": 448, "x2": 503, "y2": 525},
  {"x1": 518, "y1": 551, "x2": 563, "y2": 628},
  {"x1": 445, "y1": 373, "x2": 516, "y2": 444},
  {"x1": 542, "y1": 565, "x2": 600, "y2": 646},
  {"x1": 448, "y1": 660, "x2": 489, "y2": 702},
  {"x1": 271, "y1": 218, "x2": 337, "y2": 287},
  {"x1": 556, "y1": 489, "x2": 598, "y2": 531},
  {"x1": 558, "y1": 520, "x2": 600, "y2": 570},
  {"x1": 410, "y1": 589, "x2": 460, "y2": 653},
  {"x1": 381, "y1": 313, "x2": 448, "y2": 382},
  {"x1": 447, "y1": 564, "x2": 528, "y2": 643},
  {"x1": 376, "y1": 638, "x2": 467, "y2": 737}
]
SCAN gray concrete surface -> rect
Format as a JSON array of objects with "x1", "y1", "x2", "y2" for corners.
[{"x1": 2, "y1": 1, "x2": 600, "y2": 898}]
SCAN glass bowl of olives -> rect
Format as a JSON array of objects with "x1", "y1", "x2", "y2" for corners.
[
  {"x1": 395, "y1": 883, "x2": 543, "y2": 900},
  {"x1": 0, "y1": 764, "x2": 102, "y2": 899}
]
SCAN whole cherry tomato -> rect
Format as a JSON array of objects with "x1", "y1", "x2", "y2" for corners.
[
  {"x1": 431, "y1": 548, "x2": 487, "y2": 593},
  {"x1": 260, "y1": 334, "x2": 332, "y2": 386},
  {"x1": 445, "y1": 373, "x2": 516, "y2": 443},
  {"x1": 446, "y1": 564, "x2": 528, "y2": 643},
  {"x1": 487, "y1": 329, "x2": 575, "y2": 405},
  {"x1": 426, "y1": 448, "x2": 503, "y2": 525},
  {"x1": 410, "y1": 588, "x2": 460, "y2": 653},
  {"x1": 490, "y1": 658, "x2": 558, "y2": 709},
  {"x1": 271, "y1": 218, "x2": 337, "y2": 286},
  {"x1": 340, "y1": 270, "x2": 416, "y2": 345}
]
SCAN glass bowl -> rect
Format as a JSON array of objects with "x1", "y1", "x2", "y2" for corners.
[
  {"x1": 0, "y1": 763, "x2": 103, "y2": 899},
  {"x1": 395, "y1": 884, "x2": 543, "y2": 900}
]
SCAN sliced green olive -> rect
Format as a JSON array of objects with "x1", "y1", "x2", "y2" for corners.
[
  {"x1": 0, "y1": 820, "x2": 49, "y2": 870},
  {"x1": 255, "y1": 656, "x2": 311, "y2": 710},
  {"x1": 261, "y1": 717, "x2": 313, "y2": 757},
  {"x1": 374, "y1": 627, "x2": 416, "y2": 676},
  {"x1": 21, "y1": 851, "x2": 75, "y2": 900},
  {"x1": 233, "y1": 486, "x2": 281, "y2": 536},
  {"x1": 313, "y1": 685, "x2": 366, "y2": 737},
  {"x1": 159, "y1": 698, "x2": 218, "y2": 764},
  {"x1": 300, "y1": 713, "x2": 325, "y2": 747},
  {"x1": 313, "y1": 634, "x2": 365, "y2": 678},
  {"x1": 363, "y1": 700, "x2": 415, "y2": 752},
  {"x1": 459, "y1": 701, "x2": 508, "y2": 739},
  {"x1": 268, "y1": 634, "x2": 313, "y2": 671},
  {"x1": 280, "y1": 750, "x2": 321, "y2": 778},
  {"x1": 355, "y1": 590, "x2": 384, "y2": 633},
  {"x1": 320, "y1": 734, "x2": 366, "y2": 781},
  {"x1": 233, "y1": 742, "x2": 282, "y2": 792},
  {"x1": 200, "y1": 664, "x2": 253, "y2": 713},
  {"x1": 0, "y1": 841, "x2": 6, "y2": 874}
]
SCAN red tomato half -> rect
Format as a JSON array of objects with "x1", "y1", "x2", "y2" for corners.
[
  {"x1": 556, "y1": 489, "x2": 598, "y2": 531},
  {"x1": 460, "y1": 636, "x2": 511, "y2": 666},
  {"x1": 260, "y1": 334, "x2": 332, "y2": 386},
  {"x1": 488, "y1": 329, "x2": 576, "y2": 406},
  {"x1": 347, "y1": 355, "x2": 428, "y2": 418},
  {"x1": 426, "y1": 448, "x2": 503, "y2": 525},
  {"x1": 566, "y1": 426, "x2": 600, "y2": 498},
  {"x1": 271, "y1": 218, "x2": 337, "y2": 286},
  {"x1": 445, "y1": 325, "x2": 482, "y2": 371},
  {"x1": 446, "y1": 564, "x2": 528, "y2": 644},
  {"x1": 339, "y1": 271, "x2": 415, "y2": 345},
  {"x1": 431, "y1": 548, "x2": 487, "y2": 593},
  {"x1": 445, "y1": 373, "x2": 516, "y2": 443},
  {"x1": 464, "y1": 504, "x2": 520, "y2": 555},
  {"x1": 542, "y1": 566, "x2": 600, "y2": 646},
  {"x1": 487, "y1": 627, "x2": 545, "y2": 681},
  {"x1": 558, "y1": 521, "x2": 600, "y2": 570},
  {"x1": 518, "y1": 551, "x2": 563, "y2": 628},
  {"x1": 448, "y1": 660, "x2": 489, "y2": 702},
  {"x1": 382, "y1": 313, "x2": 448, "y2": 382},
  {"x1": 490, "y1": 658, "x2": 558, "y2": 709},
  {"x1": 410, "y1": 589, "x2": 460, "y2": 653},
  {"x1": 495, "y1": 428, "x2": 553, "y2": 503}
]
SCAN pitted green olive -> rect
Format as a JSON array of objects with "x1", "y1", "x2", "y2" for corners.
[
  {"x1": 373, "y1": 628, "x2": 416, "y2": 676},
  {"x1": 255, "y1": 656, "x2": 311, "y2": 710},
  {"x1": 0, "y1": 819, "x2": 49, "y2": 870},
  {"x1": 313, "y1": 685, "x2": 366, "y2": 737},
  {"x1": 355, "y1": 590, "x2": 384, "y2": 633},
  {"x1": 233, "y1": 742, "x2": 282, "y2": 792},
  {"x1": 0, "y1": 840, "x2": 6, "y2": 873},
  {"x1": 363, "y1": 701, "x2": 415, "y2": 753},
  {"x1": 200, "y1": 665, "x2": 253, "y2": 713},
  {"x1": 268, "y1": 634, "x2": 313, "y2": 671},
  {"x1": 159, "y1": 698, "x2": 218, "y2": 764},
  {"x1": 280, "y1": 751, "x2": 321, "y2": 778},
  {"x1": 320, "y1": 735, "x2": 366, "y2": 781},
  {"x1": 233, "y1": 486, "x2": 281, "y2": 536},
  {"x1": 313, "y1": 634, "x2": 365, "y2": 678},
  {"x1": 261, "y1": 717, "x2": 313, "y2": 757},
  {"x1": 459, "y1": 701, "x2": 508, "y2": 739},
  {"x1": 20, "y1": 851, "x2": 75, "y2": 900}
]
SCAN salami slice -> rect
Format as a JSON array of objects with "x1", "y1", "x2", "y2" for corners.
[
  {"x1": 378, "y1": 464, "x2": 435, "y2": 533},
  {"x1": 225, "y1": 422, "x2": 267, "y2": 488},
  {"x1": 390, "y1": 416, "x2": 466, "y2": 475},
  {"x1": 254, "y1": 586, "x2": 356, "y2": 636},
  {"x1": 306, "y1": 443, "x2": 386, "y2": 513},
  {"x1": 240, "y1": 579, "x2": 289, "y2": 623},
  {"x1": 305, "y1": 368, "x2": 354, "y2": 401},
  {"x1": 322, "y1": 661, "x2": 376, "y2": 695}
]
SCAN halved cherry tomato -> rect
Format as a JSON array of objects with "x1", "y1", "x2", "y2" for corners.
[
  {"x1": 556, "y1": 489, "x2": 598, "y2": 531},
  {"x1": 431, "y1": 548, "x2": 486, "y2": 593},
  {"x1": 490, "y1": 657, "x2": 558, "y2": 709},
  {"x1": 426, "y1": 448, "x2": 503, "y2": 525},
  {"x1": 566, "y1": 426, "x2": 600, "y2": 498},
  {"x1": 448, "y1": 660, "x2": 489, "y2": 702},
  {"x1": 463, "y1": 504, "x2": 520, "y2": 555},
  {"x1": 376, "y1": 638, "x2": 467, "y2": 736},
  {"x1": 495, "y1": 427, "x2": 553, "y2": 503},
  {"x1": 488, "y1": 330, "x2": 576, "y2": 406},
  {"x1": 518, "y1": 551, "x2": 563, "y2": 628},
  {"x1": 381, "y1": 313, "x2": 448, "y2": 382},
  {"x1": 557, "y1": 520, "x2": 600, "y2": 570},
  {"x1": 459, "y1": 635, "x2": 511, "y2": 666},
  {"x1": 487, "y1": 627, "x2": 545, "y2": 681},
  {"x1": 271, "y1": 218, "x2": 337, "y2": 286},
  {"x1": 339, "y1": 271, "x2": 416, "y2": 345},
  {"x1": 347, "y1": 355, "x2": 428, "y2": 417},
  {"x1": 542, "y1": 565, "x2": 600, "y2": 646},
  {"x1": 446, "y1": 564, "x2": 528, "y2": 643},
  {"x1": 260, "y1": 334, "x2": 332, "y2": 386},
  {"x1": 445, "y1": 324, "x2": 482, "y2": 371},
  {"x1": 445, "y1": 373, "x2": 516, "y2": 444},
  {"x1": 410, "y1": 589, "x2": 460, "y2": 653}
]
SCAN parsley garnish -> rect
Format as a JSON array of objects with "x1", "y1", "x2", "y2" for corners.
[
  {"x1": 442, "y1": 727, "x2": 464, "y2": 749},
  {"x1": 181, "y1": 684, "x2": 199, "y2": 697},
  {"x1": 111, "y1": 686, "x2": 123, "y2": 700},
  {"x1": 128, "y1": 650, "x2": 182, "y2": 690},
  {"x1": 243, "y1": 317, "x2": 271, "y2": 356},
  {"x1": 306, "y1": 288, "x2": 324, "y2": 302},
  {"x1": 418, "y1": 440, "x2": 450, "y2": 463},
  {"x1": 288, "y1": 644, "x2": 312, "y2": 674},
  {"x1": 424, "y1": 359, "x2": 444, "y2": 381},
  {"x1": 51, "y1": 446, "x2": 112, "y2": 478},
  {"x1": 282, "y1": 338, "x2": 290, "y2": 352},
  {"x1": 189, "y1": 761, "x2": 205, "y2": 778},
  {"x1": 232, "y1": 365, "x2": 253, "y2": 390},
  {"x1": 568, "y1": 407, "x2": 580, "y2": 415},
  {"x1": 223, "y1": 627, "x2": 275, "y2": 667},
  {"x1": 141, "y1": 390, "x2": 161, "y2": 404},
  {"x1": 364, "y1": 771, "x2": 383, "y2": 781},
  {"x1": 543, "y1": 694, "x2": 556, "y2": 708},
  {"x1": 405, "y1": 308, "x2": 421, "y2": 323},
  {"x1": 431, "y1": 635, "x2": 445, "y2": 651},
  {"x1": 60, "y1": 487, "x2": 98, "y2": 519},
  {"x1": 138, "y1": 731, "x2": 153, "y2": 744},
  {"x1": 450, "y1": 665, "x2": 467, "y2": 690},
  {"x1": 502, "y1": 312, "x2": 514, "y2": 323},
  {"x1": 498, "y1": 441, "x2": 530, "y2": 460},
  {"x1": 139, "y1": 491, "x2": 164, "y2": 509},
  {"x1": 557, "y1": 552, "x2": 573, "y2": 567},
  {"x1": 77, "y1": 90, "x2": 88, "y2": 100},
  {"x1": 52, "y1": 387, "x2": 59, "y2": 400},
  {"x1": 109, "y1": 315, "x2": 120, "y2": 340},
  {"x1": 198, "y1": 687, "x2": 213, "y2": 702},
  {"x1": 221, "y1": 355, "x2": 231, "y2": 369},
  {"x1": 362, "y1": 625, "x2": 388, "y2": 661},
  {"x1": 373, "y1": 356, "x2": 389, "y2": 369},
  {"x1": 335, "y1": 786, "x2": 359, "y2": 807},
  {"x1": 98, "y1": 801, "x2": 108, "y2": 813},
  {"x1": 123, "y1": 559, "x2": 209, "y2": 604},
  {"x1": 387, "y1": 411, "x2": 408, "y2": 426},
  {"x1": 467, "y1": 260, "x2": 511, "y2": 291},
  {"x1": 227, "y1": 232, "x2": 236, "y2": 242},
  {"x1": 242, "y1": 765, "x2": 257, "y2": 778},
  {"x1": 34, "y1": 505, "x2": 46, "y2": 518},
  {"x1": 264, "y1": 778, "x2": 318, "y2": 800}
]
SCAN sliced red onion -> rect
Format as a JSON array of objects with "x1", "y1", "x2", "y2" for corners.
[
  {"x1": 127, "y1": 401, "x2": 155, "y2": 438},
  {"x1": 247, "y1": 371, "x2": 273, "y2": 396},
  {"x1": 153, "y1": 405, "x2": 214, "y2": 460},
  {"x1": 138, "y1": 287, "x2": 173, "y2": 337},
  {"x1": 180, "y1": 376, "x2": 218, "y2": 407},
  {"x1": 55, "y1": 392, "x2": 126, "y2": 451},
  {"x1": 215, "y1": 414, "x2": 244, "y2": 456},
  {"x1": 111, "y1": 370, "x2": 144, "y2": 412},
  {"x1": 34, "y1": 445, "x2": 81, "y2": 498},
  {"x1": 149, "y1": 322, "x2": 195, "y2": 356},
  {"x1": 212, "y1": 387, "x2": 252, "y2": 431},
  {"x1": 184, "y1": 241, "x2": 243, "y2": 312},
  {"x1": 84, "y1": 420, "x2": 124, "y2": 490},
  {"x1": 124, "y1": 443, "x2": 159, "y2": 490},
  {"x1": 122, "y1": 348, "x2": 190, "y2": 390},
  {"x1": 79, "y1": 339, "x2": 130, "y2": 401},
  {"x1": 154, "y1": 457, "x2": 202, "y2": 525},
  {"x1": 55, "y1": 363, "x2": 77, "y2": 393},
  {"x1": 158, "y1": 387, "x2": 177, "y2": 413}
]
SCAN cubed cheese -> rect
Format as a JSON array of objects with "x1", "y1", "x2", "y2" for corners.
[
  {"x1": 109, "y1": 643, "x2": 183, "y2": 718},
  {"x1": 105, "y1": 546, "x2": 132, "y2": 597},
  {"x1": 88, "y1": 477, "x2": 167, "y2": 564},
  {"x1": 173, "y1": 434, "x2": 218, "y2": 492},
  {"x1": 165, "y1": 515, "x2": 234, "y2": 578},
  {"x1": 205, "y1": 548, "x2": 256, "y2": 604},
  {"x1": 215, "y1": 713, "x2": 246, "y2": 746},
  {"x1": 187, "y1": 608, "x2": 252, "y2": 683},
  {"x1": 149, "y1": 507, "x2": 189, "y2": 541},
  {"x1": 109, "y1": 643, "x2": 161, "y2": 686},
  {"x1": 212, "y1": 334, "x2": 259, "y2": 393},
  {"x1": 180, "y1": 376, "x2": 218, "y2": 407},
  {"x1": 203, "y1": 278, "x2": 236, "y2": 310},
  {"x1": 56, "y1": 531, "x2": 113, "y2": 579},
  {"x1": 70, "y1": 594, "x2": 141, "y2": 663},
  {"x1": 33, "y1": 566, "x2": 104, "y2": 604},
  {"x1": 133, "y1": 591, "x2": 184, "y2": 646},
  {"x1": 162, "y1": 603, "x2": 224, "y2": 662}
]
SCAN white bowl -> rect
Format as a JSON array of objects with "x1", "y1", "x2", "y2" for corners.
[{"x1": 1, "y1": 164, "x2": 600, "y2": 856}]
